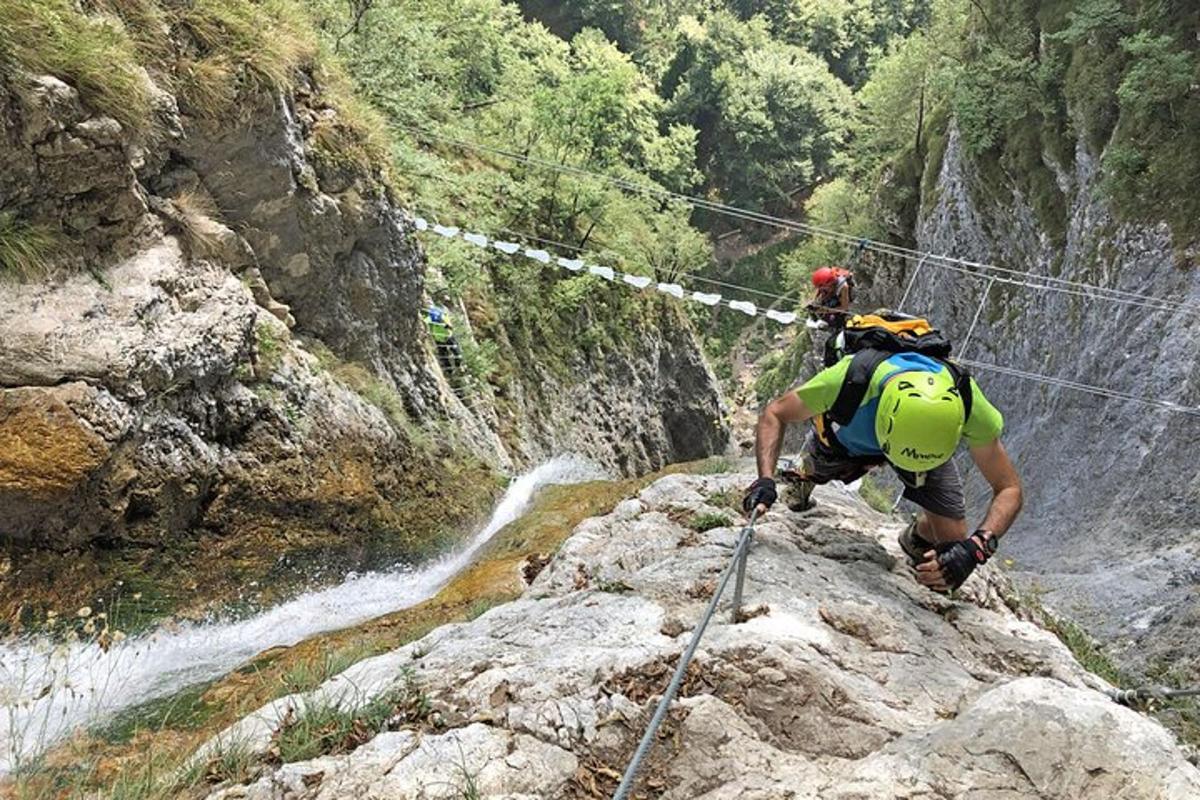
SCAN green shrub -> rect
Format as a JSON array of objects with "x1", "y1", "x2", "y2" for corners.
[{"x1": 689, "y1": 511, "x2": 733, "y2": 532}]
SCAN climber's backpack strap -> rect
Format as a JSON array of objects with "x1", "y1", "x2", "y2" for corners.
[
  {"x1": 827, "y1": 349, "x2": 974, "y2": 426},
  {"x1": 827, "y1": 349, "x2": 890, "y2": 426},
  {"x1": 825, "y1": 309, "x2": 974, "y2": 427}
]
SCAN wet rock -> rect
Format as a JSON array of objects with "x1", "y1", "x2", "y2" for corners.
[{"x1": 196, "y1": 474, "x2": 1200, "y2": 798}]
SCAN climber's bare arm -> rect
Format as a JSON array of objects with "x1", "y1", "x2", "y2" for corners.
[
  {"x1": 969, "y1": 439, "x2": 1023, "y2": 537},
  {"x1": 755, "y1": 393, "x2": 815, "y2": 478},
  {"x1": 837, "y1": 283, "x2": 851, "y2": 312}
]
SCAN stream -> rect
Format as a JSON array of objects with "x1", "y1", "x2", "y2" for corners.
[{"x1": 0, "y1": 455, "x2": 605, "y2": 772}]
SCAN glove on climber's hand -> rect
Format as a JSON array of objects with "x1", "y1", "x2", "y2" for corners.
[
  {"x1": 933, "y1": 535, "x2": 989, "y2": 591},
  {"x1": 742, "y1": 477, "x2": 777, "y2": 514}
]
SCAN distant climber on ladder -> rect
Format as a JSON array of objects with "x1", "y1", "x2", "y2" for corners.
[
  {"x1": 743, "y1": 311, "x2": 1024, "y2": 593},
  {"x1": 425, "y1": 300, "x2": 462, "y2": 379},
  {"x1": 808, "y1": 266, "x2": 854, "y2": 366}
]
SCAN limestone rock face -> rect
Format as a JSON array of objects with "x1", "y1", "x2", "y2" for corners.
[
  {"x1": 0, "y1": 74, "x2": 161, "y2": 263},
  {"x1": 0, "y1": 62, "x2": 725, "y2": 552},
  {"x1": 0, "y1": 239, "x2": 424, "y2": 547},
  {"x1": 856, "y1": 123, "x2": 1200, "y2": 679},
  {"x1": 197, "y1": 474, "x2": 1200, "y2": 799},
  {"x1": 500, "y1": 306, "x2": 729, "y2": 477}
]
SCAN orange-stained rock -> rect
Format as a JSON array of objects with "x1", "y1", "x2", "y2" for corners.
[{"x1": 0, "y1": 383, "x2": 113, "y2": 500}]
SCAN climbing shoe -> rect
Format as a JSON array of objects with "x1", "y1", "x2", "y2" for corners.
[
  {"x1": 777, "y1": 456, "x2": 816, "y2": 512},
  {"x1": 781, "y1": 478, "x2": 815, "y2": 512},
  {"x1": 898, "y1": 517, "x2": 934, "y2": 566}
]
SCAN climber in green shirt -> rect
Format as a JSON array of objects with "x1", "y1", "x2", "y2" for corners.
[{"x1": 743, "y1": 351, "x2": 1023, "y2": 593}]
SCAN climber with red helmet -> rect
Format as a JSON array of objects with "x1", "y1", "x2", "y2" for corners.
[
  {"x1": 810, "y1": 266, "x2": 853, "y2": 322},
  {"x1": 810, "y1": 267, "x2": 855, "y2": 366}
]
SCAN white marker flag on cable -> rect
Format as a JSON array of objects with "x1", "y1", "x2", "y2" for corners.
[
  {"x1": 410, "y1": 220, "x2": 804, "y2": 329},
  {"x1": 729, "y1": 300, "x2": 757, "y2": 316}
]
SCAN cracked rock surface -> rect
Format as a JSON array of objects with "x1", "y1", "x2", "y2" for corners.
[{"x1": 199, "y1": 472, "x2": 1200, "y2": 799}]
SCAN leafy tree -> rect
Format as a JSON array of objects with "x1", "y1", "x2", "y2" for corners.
[
  {"x1": 728, "y1": 0, "x2": 933, "y2": 87},
  {"x1": 780, "y1": 178, "x2": 879, "y2": 292},
  {"x1": 665, "y1": 11, "x2": 852, "y2": 214},
  {"x1": 1115, "y1": 32, "x2": 1193, "y2": 120}
]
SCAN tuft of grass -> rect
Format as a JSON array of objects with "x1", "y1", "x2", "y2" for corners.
[
  {"x1": 171, "y1": 189, "x2": 224, "y2": 257},
  {"x1": 0, "y1": 0, "x2": 152, "y2": 132},
  {"x1": 255, "y1": 321, "x2": 285, "y2": 375},
  {"x1": 179, "y1": 0, "x2": 317, "y2": 94},
  {"x1": 174, "y1": 53, "x2": 239, "y2": 119},
  {"x1": 279, "y1": 645, "x2": 372, "y2": 695},
  {"x1": 691, "y1": 456, "x2": 734, "y2": 475},
  {"x1": 0, "y1": 212, "x2": 60, "y2": 280},
  {"x1": 271, "y1": 671, "x2": 429, "y2": 764},
  {"x1": 464, "y1": 597, "x2": 502, "y2": 620},
  {"x1": 98, "y1": 736, "x2": 255, "y2": 799},
  {"x1": 1041, "y1": 613, "x2": 1125, "y2": 687},
  {"x1": 307, "y1": 60, "x2": 393, "y2": 179},
  {"x1": 85, "y1": 0, "x2": 175, "y2": 63},
  {"x1": 689, "y1": 511, "x2": 732, "y2": 533},
  {"x1": 706, "y1": 489, "x2": 739, "y2": 511}
]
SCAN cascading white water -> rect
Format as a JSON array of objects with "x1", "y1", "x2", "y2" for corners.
[{"x1": 0, "y1": 455, "x2": 605, "y2": 772}]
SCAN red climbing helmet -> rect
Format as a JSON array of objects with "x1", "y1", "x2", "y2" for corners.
[{"x1": 812, "y1": 267, "x2": 838, "y2": 288}]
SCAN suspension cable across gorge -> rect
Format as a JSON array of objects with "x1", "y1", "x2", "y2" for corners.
[
  {"x1": 412, "y1": 216, "x2": 1200, "y2": 420},
  {"x1": 401, "y1": 125, "x2": 1200, "y2": 318}
]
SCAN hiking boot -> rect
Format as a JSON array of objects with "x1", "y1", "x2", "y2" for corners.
[
  {"x1": 781, "y1": 476, "x2": 816, "y2": 512},
  {"x1": 898, "y1": 517, "x2": 934, "y2": 566},
  {"x1": 777, "y1": 455, "x2": 816, "y2": 512}
]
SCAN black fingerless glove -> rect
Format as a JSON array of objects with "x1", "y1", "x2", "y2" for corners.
[
  {"x1": 935, "y1": 534, "x2": 990, "y2": 590},
  {"x1": 742, "y1": 477, "x2": 778, "y2": 513}
]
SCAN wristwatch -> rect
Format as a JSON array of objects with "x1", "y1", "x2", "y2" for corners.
[{"x1": 972, "y1": 528, "x2": 999, "y2": 557}]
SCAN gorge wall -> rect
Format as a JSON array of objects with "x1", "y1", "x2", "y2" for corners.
[
  {"x1": 861, "y1": 121, "x2": 1200, "y2": 679},
  {"x1": 0, "y1": 13, "x2": 726, "y2": 620}
]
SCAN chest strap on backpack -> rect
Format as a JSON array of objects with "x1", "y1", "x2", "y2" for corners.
[{"x1": 826, "y1": 349, "x2": 974, "y2": 427}]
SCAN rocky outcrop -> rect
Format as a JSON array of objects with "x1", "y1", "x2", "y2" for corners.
[
  {"x1": 0, "y1": 61, "x2": 501, "y2": 560},
  {"x1": 193, "y1": 473, "x2": 1200, "y2": 798},
  {"x1": 163, "y1": 83, "x2": 439, "y2": 413},
  {"x1": 0, "y1": 237, "x2": 483, "y2": 551},
  {"x1": 498, "y1": 304, "x2": 729, "y2": 477},
  {"x1": 0, "y1": 49, "x2": 725, "y2": 572},
  {"x1": 0, "y1": 73, "x2": 163, "y2": 264},
  {"x1": 862, "y1": 123, "x2": 1200, "y2": 679}
]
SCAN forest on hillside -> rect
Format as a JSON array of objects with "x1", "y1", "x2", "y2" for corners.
[{"x1": 304, "y1": 0, "x2": 1200, "y2": 393}]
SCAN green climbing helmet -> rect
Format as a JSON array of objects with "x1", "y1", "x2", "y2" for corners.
[{"x1": 875, "y1": 369, "x2": 965, "y2": 473}]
